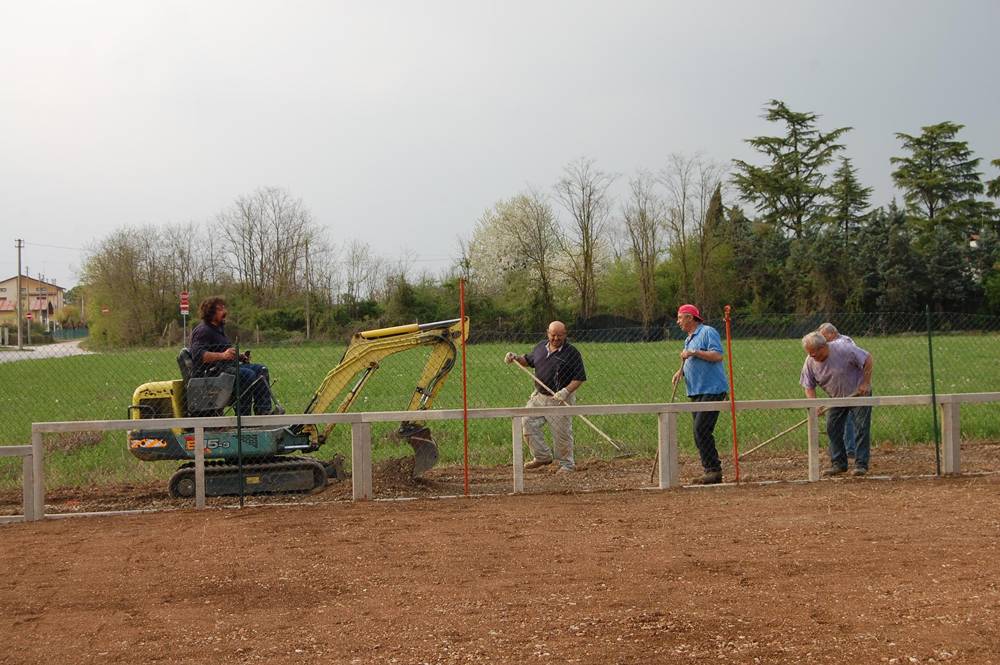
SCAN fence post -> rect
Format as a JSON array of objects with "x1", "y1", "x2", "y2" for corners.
[
  {"x1": 31, "y1": 429, "x2": 44, "y2": 520},
  {"x1": 511, "y1": 417, "x2": 524, "y2": 493},
  {"x1": 351, "y1": 422, "x2": 372, "y2": 500},
  {"x1": 657, "y1": 411, "x2": 679, "y2": 489},
  {"x1": 194, "y1": 426, "x2": 206, "y2": 509},
  {"x1": 940, "y1": 400, "x2": 961, "y2": 475},
  {"x1": 21, "y1": 452, "x2": 34, "y2": 521},
  {"x1": 807, "y1": 407, "x2": 821, "y2": 481}
]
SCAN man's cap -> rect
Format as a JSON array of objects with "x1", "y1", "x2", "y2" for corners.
[{"x1": 677, "y1": 304, "x2": 703, "y2": 322}]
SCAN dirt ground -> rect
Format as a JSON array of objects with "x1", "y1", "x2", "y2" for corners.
[{"x1": 2, "y1": 446, "x2": 1000, "y2": 664}]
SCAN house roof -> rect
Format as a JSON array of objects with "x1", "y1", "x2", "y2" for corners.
[{"x1": 0, "y1": 275, "x2": 64, "y2": 291}]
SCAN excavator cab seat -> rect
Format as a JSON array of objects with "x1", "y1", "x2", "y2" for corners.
[{"x1": 177, "y1": 348, "x2": 235, "y2": 417}]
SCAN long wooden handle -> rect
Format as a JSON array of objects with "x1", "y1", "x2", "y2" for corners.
[{"x1": 738, "y1": 407, "x2": 827, "y2": 459}]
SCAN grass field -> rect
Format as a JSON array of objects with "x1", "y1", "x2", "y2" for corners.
[{"x1": 1, "y1": 334, "x2": 998, "y2": 488}]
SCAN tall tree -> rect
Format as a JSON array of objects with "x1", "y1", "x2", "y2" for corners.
[
  {"x1": 467, "y1": 191, "x2": 560, "y2": 323},
  {"x1": 621, "y1": 171, "x2": 666, "y2": 328},
  {"x1": 889, "y1": 121, "x2": 986, "y2": 230},
  {"x1": 216, "y1": 187, "x2": 322, "y2": 306},
  {"x1": 827, "y1": 157, "x2": 872, "y2": 247},
  {"x1": 732, "y1": 99, "x2": 851, "y2": 239},
  {"x1": 987, "y1": 159, "x2": 1000, "y2": 200},
  {"x1": 662, "y1": 154, "x2": 728, "y2": 308},
  {"x1": 554, "y1": 157, "x2": 616, "y2": 319}
]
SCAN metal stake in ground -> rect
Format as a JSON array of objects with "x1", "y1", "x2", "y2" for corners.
[{"x1": 507, "y1": 360, "x2": 633, "y2": 458}]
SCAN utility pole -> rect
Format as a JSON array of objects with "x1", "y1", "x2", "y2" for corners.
[
  {"x1": 15, "y1": 239, "x2": 23, "y2": 349},
  {"x1": 304, "y1": 239, "x2": 311, "y2": 341}
]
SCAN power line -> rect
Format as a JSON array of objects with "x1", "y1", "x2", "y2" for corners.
[{"x1": 23, "y1": 241, "x2": 84, "y2": 251}]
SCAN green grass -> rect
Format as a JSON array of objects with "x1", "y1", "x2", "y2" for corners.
[{"x1": 1, "y1": 334, "x2": 998, "y2": 488}]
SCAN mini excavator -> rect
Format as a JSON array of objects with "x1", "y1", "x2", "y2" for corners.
[{"x1": 127, "y1": 318, "x2": 467, "y2": 498}]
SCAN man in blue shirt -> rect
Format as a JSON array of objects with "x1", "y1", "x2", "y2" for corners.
[{"x1": 671, "y1": 304, "x2": 729, "y2": 485}]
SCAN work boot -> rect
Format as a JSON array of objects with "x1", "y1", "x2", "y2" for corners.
[
  {"x1": 821, "y1": 466, "x2": 848, "y2": 477},
  {"x1": 524, "y1": 459, "x2": 552, "y2": 471},
  {"x1": 690, "y1": 470, "x2": 723, "y2": 485},
  {"x1": 555, "y1": 465, "x2": 574, "y2": 475},
  {"x1": 852, "y1": 467, "x2": 868, "y2": 477},
  {"x1": 267, "y1": 404, "x2": 286, "y2": 416}
]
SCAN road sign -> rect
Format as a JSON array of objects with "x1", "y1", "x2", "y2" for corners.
[
  {"x1": 101, "y1": 306, "x2": 110, "y2": 314},
  {"x1": 26, "y1": 312, "x2": 33, "y2": 321},
  {"x1": 180, "y1": 291, "x2": 190, "y2": 316}
]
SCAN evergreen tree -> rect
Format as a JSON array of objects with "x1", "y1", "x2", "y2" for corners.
[
  {"x1": 827, "y1": 157, "x2": 872, "y2": 247},
  {"x1": 889, "y1": 121, "x2": 986, "y2": 232},
  {"x1": 732, "y1": 99, "x2": 851, "y2": 239},
  {"x1": 987, "y1": 159, "x2": 1000, "y2": 200},
  {"x1": 877, "y1": 206, "x2": 924, "y2": 313},
  {"x1": 916, "y1": 225, "x2": 978, "y2": 312}
]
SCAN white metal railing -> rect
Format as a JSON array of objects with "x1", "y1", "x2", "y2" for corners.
[
  {"x1": 0, "y1": 445, "x2": 34, "y2": 523},
  {"x1": 17, "y1": 392, "x2": 1000, "y2": 522}
]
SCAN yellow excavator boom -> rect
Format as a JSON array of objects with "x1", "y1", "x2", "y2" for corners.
[{"x1": 298, "y1": 318, "x2": 468, "y2": 472}]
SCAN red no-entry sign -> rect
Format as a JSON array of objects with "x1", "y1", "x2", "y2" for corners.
[
  {"x1": 180, "y1": 291, "x2": 190, "y2": 316},
  {"x1": 26, "y1": 312, "x2": 33, "y2": 321}
]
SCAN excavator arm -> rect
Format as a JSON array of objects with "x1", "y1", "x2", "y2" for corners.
[{"x1": 299, "y1": 318, "x2": 468, "y2": 475}]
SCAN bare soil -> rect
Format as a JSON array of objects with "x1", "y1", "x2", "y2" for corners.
[{"x1": 1, "y1": 444, "x2": 1000, "y2": 664}]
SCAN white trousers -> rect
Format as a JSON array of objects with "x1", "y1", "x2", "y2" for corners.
[{"x1": 522, "y1": 391, "x2": 575, "y2": 469}]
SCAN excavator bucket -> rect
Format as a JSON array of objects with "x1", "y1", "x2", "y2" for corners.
[{"x1": 403, "y1": 425, "x2": 439, "y2": 478}]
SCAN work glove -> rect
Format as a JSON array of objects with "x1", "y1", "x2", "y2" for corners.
[
  {"x1": 504, "y1": 352, "x2": 517, "y2": 364},
  {"x1": 553, "y1": 388, "x2": 570, "y2": 403}
]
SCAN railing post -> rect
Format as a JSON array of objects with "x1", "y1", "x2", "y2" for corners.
[
  {"x1": 657, "y1": 411, "x2": 679, "y2": 489},
  {"x1": 194, "y1": 426, "x2": 206, "y2": 509},
  {"x1": 807, "y1": 407, "x2": 820, "y2": 482},
  {"x1": 351, "y1": 422, "x2": 372, "y2": 500},
  {"x1": 21, "y1": 452, "x2": 34, "y2": 521},
  {"x1": 940, "y1": 401, "x2": 961, "y2": 475},
  {"x1": 512, "y1": 417, "x2": 524, "y2": 493},
  {"x1": 31, "y1": 429, "x2": 44, "y2": 520}
]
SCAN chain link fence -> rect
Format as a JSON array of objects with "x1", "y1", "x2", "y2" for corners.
[{"x1": 1, "y1": 311, "x2": 998, "y2": 510}]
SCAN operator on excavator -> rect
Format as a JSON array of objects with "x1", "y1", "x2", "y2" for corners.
[{"x1": 190, "y1": 296, "x2": 284, "y2": 416}]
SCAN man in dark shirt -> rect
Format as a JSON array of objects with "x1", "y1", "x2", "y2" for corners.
[
  {"x1": 189, "y1": 296, "x2": 283, "y2": 416},
  {"x1": 504, "y1": 321, "x2": 587, "y2": 474}
]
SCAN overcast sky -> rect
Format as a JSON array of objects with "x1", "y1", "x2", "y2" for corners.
[{"x1": 2, "y1": 0, "x2": 998, "y2": 290}]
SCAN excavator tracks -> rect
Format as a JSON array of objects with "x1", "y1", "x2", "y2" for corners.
[{"x1": 168, "y1": 457, "x2": 329, "y2": 498}]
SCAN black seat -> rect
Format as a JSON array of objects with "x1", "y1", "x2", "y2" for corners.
[
  {"x1": 178, "y1": 348, "x2": 234, "y2": 416},
  {"x1": 177, "y1": 348, "x2": 196, "y2": 384}
]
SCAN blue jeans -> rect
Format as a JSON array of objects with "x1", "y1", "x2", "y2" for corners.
[
  {"x1": 844, "y1": 412, "x2": 856, "y2": 456},
  {"x1": 235, "y1": 363, "x2": 274, "y2": 416},
  {"x1": 827, "y1": 404, "x2": 871, "y2": 470}
]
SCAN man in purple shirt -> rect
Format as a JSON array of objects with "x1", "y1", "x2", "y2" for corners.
[
  {"x1": 818, "y1": 323, "x2": 857, "y2": 458},
  {"x1": 800, "y1": 331, "x2": 873, "y2": 477}
]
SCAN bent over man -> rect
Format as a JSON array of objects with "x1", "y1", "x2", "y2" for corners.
[
  {"x1": 800, "y1": 331, "x2": 873, "y2": 477},
  {"x1": 505, "y1": 321, "x2": 586, "y2": 474}
]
